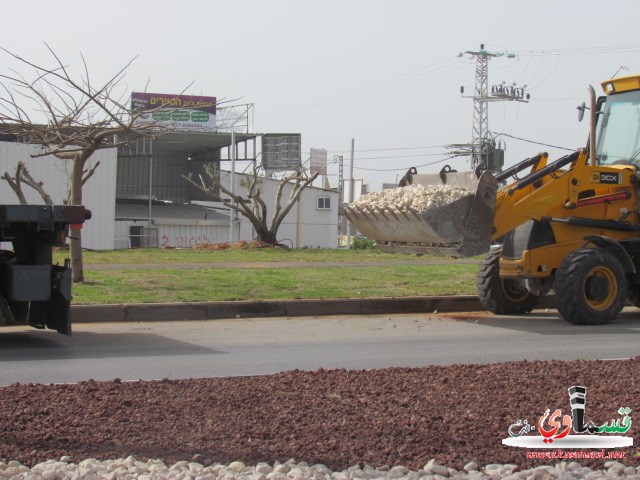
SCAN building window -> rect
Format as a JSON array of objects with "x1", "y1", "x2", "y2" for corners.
[{"x1": 317, "y1": 197, "x2": 331, "y2": 210}]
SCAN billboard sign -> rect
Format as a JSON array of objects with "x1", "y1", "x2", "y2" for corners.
[
  {"x1": 310, "y1": 148, "x2": 327, "y2": 175},
  {"x1": 262, "y1": 134, "x2": 302, "y2": 171},
  {"x1": 131, "y1": 92, "x2": 217, "y2": 132}
]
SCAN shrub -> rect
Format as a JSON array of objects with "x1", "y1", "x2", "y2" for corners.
[{"x1": 351, "y1": 237, "x2": 376, "y2": 250}]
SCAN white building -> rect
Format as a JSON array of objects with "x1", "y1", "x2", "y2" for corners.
[
  {"x1": 0, "y1": 140, "x2": 116, "y2": 250},
  {"x1": 0, "y1": 134, "x2": 339, "y2": 250},
  {"x1": 115, "y1": 169, "x2": 339, "y2": 249}
]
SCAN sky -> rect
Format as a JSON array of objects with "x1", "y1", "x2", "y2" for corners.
[{"x1": 2, "y1": 0, "x2": 640, "y2": 192}]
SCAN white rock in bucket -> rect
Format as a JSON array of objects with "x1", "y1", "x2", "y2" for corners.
[{"x1": 351, "y1": 184, "x2": 470, "y2": 213}]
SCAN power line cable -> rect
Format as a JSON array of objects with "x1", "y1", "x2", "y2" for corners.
[
  {"x1": 267, "y1": 63, "x2": 469, "y2": 118},
  {"x1": 524, "y1": 52, "x2": 547, "y2": 87},
  {"x1": 322, "y1": 145, "x2": 447, "y2": 154},
  {"x1": 262, "y1": 57, "x2": 459, "y2": 113},
  {"x1": 530, "y1": 97, "x2": 584, "y2": 101},
  {"x1": 351, "y1": 152, "x2": 450, "y2": 161},
  {"x1": 512, "y1": 54, "x2": 533, "y2": 83},
  {"x1": 353, "y1": 154, "x2": 459, "y2": 172},
  {"x1": 262, "y1": 58, "x2": 466, "y2": 117},
  {"x1": 528, "y1": 55, "x2": 561, "y2": 90},
  {"x1": 513, "y1": 45, "x2": 640, "y2": 56},
  {"x1": 272, "y1": 79, "x2": 473, "y2": 128},
  {"x1": 491, "y1": 131, "x2": 574, "y2": 151}
]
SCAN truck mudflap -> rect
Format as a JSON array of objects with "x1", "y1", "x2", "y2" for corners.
[
  {"x1": 343, "y1": 171, "x2": 498, "y2": 257},
  {"x1": 0, "y1": 261, "x2": 73, "y2": 335}
]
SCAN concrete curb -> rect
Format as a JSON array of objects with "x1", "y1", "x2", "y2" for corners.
[{"x1": 70, "y1": 295, "x2": 557, "y2": 323}]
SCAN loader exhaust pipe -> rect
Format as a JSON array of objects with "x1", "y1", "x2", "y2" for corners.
[{"x1": 589, "y1": 84, "x2": 597, "y2": 166}]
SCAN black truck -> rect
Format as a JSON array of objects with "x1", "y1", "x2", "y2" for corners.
[{"x1": 0, "y1": 204, "x2": 90, "y2": 335}]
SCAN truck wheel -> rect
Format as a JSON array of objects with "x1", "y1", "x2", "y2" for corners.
[
  {"x1": 554, "y1": 248, "x2": 627, "y2": 325},
  {"x1": 477, "y1": 249, "x2": 539, "y2": 314}
]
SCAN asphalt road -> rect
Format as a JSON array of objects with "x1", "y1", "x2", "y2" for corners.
[{"x1": 0, "y1": 309, "x2": 639, "y2": 386}]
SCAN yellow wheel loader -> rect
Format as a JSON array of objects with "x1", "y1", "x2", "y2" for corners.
[{"x1": 344, "y1": 74, "x2": 640, "y2": 325}]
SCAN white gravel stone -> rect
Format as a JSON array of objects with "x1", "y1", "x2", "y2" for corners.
[
  {"x1": 423, "y1": 460, "x2": 449, "y2": 478},
  {"x1": 565, "y1": 463, "x2": 582, "y2": 473},
  {"x1": 228, "y1": 461, "x2": 246, "y2": 473},
  {"x1": 196, "y1": 475, "x2": 218, "y2": 480},
  {"x1": 608, "y1": 464, "x2": 626, "y2": 476},
  {"x1": 583, "y1": 472, "x2": 604, "y2": 480},
  {"x1": 256, "y1": 464, "x2": 273, "y2": 475},
  {"x1": 1, "y1": 457, "x2": 639, "y2": 480},
  {"x1": 41, "y1": 469, "x2": 57, "y2": 480},
  {"x1": 313, "y1": 466, "x2": 331, "y2": 476},
  {"x1": 351, "y1": 184, "x2": 471, "y2": 214},
  {"x1": 170, "y1": 461, "x2": 190, "y2": 471},
  {"x1": 556, "y1": 475, "x2": 576, "y2": 480},
  {"x1": 464, "y1": 463, "x2": 479, "y2": 473}
]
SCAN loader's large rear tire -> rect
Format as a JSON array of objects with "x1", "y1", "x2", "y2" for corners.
[
  {"x1": 477, "y1": 249, "x2": 539, "y2": 314},
  {"x1": 554, "y1": 248, "x2": 627, "y2": 325}
]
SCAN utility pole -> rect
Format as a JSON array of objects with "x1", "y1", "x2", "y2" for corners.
[
  {"x1": 345, "y1": 138, "x2": 355, "y2": 250},
  {"x1": 334, "y1": 154, "x2": 344, "y2": 248},
  {"x1": 449, "y1": 44, "x2": 529, "y2": 171},
  {"x1": 335, "y1": 155, "x2": 344, "y2": 202},
  {"x1": 229, "y1": 131, "x2": 236, "y2": 242}
]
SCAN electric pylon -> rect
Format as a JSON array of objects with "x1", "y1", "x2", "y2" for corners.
[{"x1": 449, "y1": 44, "x2": 529, "y2": 171}]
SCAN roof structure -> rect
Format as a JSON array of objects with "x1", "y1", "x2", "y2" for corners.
[
  {"x1": 134, "y1": 131, "x2": 258, "y2": 157},
  {"x1": 115, "y1": 198, "x2": 229, "y2": 222}
]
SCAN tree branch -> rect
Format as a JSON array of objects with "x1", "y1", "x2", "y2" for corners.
[
  {"x1": 19, "y1": 162, "x2": 53, "y2": 205},
  {"x1": 1, "y1": 166, "x2": 27, "y2": 205},
  {"x1": 272, "y1": 171, "x2": 319, "y2": 233},
  {"x1": 2, "y1": 161, "x2": 53, "y2": 205}
]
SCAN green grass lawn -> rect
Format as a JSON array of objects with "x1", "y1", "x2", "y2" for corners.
[
  {"x1": 55, "y1": 248, "x2": 481, "y2": 304},
  {"x1": 55, "y1": 247, "x2": 453, "y2": 265}
]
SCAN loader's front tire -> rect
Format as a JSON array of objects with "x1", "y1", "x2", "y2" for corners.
[
  {"x1": 477, "y1": 249, "x2": 539, "y2": 314},
  {"x1": 554, "y1": 248, "x2": 627, "y2": 325}
]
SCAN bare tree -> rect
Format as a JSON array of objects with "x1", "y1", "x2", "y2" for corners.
[
  {"x1": 2, "y1": 161, "x2": 53, "y2": 205},
  {"x1": 0, "y1": 46, "x2": 175, "y2": 282},
  {"x1": 185, "y1": 163, "x2": 319, "y2": 246}
]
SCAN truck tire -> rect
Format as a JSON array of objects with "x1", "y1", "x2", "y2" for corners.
[
  {"x1": 477, "y1": 248, "x2": 539, "y2": 314},
  {"x1": 554, "y1": 248, "x2": 627, "y2": 325}
]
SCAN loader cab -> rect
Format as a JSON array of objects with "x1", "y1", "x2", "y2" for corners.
[{"x1": 595, "y1": 76, "x2": 640, "y2": 167}]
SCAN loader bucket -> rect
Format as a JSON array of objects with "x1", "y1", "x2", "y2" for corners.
[{"x1": 343, "y1": 171, "x2": 498, "y2": 257}]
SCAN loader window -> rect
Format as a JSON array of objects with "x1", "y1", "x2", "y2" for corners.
[{"x1": 596, "y1": 91, "x2": 640, "y2": 166}]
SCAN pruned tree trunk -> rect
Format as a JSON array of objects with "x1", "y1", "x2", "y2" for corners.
[
  {"x1": 255, "y1": 228, "x2": 279, "y2": 245},
  {"x1": 184, "y1": 165, "x2": 318, "y2": 246},
  {"x1": 2, "y1": 161, "x2": 53, "y2": 205},
  {"x1": 69, "y1": 154, "x2": 88, "y2": 282}
]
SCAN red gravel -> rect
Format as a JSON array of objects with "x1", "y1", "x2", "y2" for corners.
[{"x1": 1, "y1": 358, "x2": 639, "y2": 470}]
